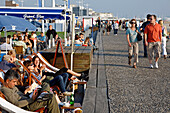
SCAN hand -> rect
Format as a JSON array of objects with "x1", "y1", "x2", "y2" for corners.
[
  {"x1": 145, "y1": 42, "x2": 148, "y2": 46},
  {"x1": 32, "y1": 90, "x2": 38, "y2": 100},
  {"x1": 24, "y1": 86, "x2": 32, "y2": 94},
  {"x1": 40, "y1": 64, "x2": 46, "y2": 71},
  {"x1": 128, "y1": 43, "x2": 131, "y2": 47},
  {"x1": 42, "y1": 75, "x2": 46, "y2": 80}
]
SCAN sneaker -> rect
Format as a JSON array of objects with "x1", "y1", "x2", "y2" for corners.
[
  {"x1": 164, "y1": 55, "x2": 167, "y2": 59},
  {"x1": 150, "y1": 64, "x2": 153, "y2": 69},
  {"x1": 133, "y1": 65, "x2": 137, "y2": 68},
  {"x1": 63, "y1": 91, "x2": 72, "y2": 96},
  {"x1": 155, "y1": 62, "x2": 158, "y2": 69}
]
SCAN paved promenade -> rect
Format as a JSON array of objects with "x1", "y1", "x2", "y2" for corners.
[{"x1": 102, "y1": 30, "x2": 170, "y2": 113}]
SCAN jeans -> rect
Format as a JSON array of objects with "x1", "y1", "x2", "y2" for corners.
[
  {"x1": 49, "y1": 73, "x2": 69, "y2": 93},
  {"x1": 143, "y1": 39, "x2": 147, "y2": 57}
]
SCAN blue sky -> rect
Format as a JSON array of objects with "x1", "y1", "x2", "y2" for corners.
[{"x1": 1, "y1": 0, "x2": 170, "y2": 18}]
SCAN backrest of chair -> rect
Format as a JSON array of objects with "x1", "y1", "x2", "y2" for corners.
[
  {"x1": 0, "y1": 91, "x2": 5, "y2": 100},
  {"x1": 14, "y1": 46, "x2": 23, "y2": 54}
]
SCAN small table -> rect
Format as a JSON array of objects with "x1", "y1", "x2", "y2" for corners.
[
  {"x1": 71, "y1": 81, "x2": 87, "y2": 93},
  {"x1": 61, "y1": 103, "x2": 82, "y2": 113}
]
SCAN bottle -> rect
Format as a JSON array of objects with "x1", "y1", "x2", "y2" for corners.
[{"x1": 70, "y1": 93, "x2": 74, "y2": 106}]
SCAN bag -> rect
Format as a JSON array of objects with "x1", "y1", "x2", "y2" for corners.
[{"x1": 137, "y1": 33, "x2": 142, "y2": 41}]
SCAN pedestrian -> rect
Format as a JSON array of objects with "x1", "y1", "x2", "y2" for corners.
[
  {"x1": 144, "y1": 15, "x2": 162, "y2": 69},
  {"x1": 140, "y1": 14, "x2": 151, "y2": 57},
  {"x1": 114, "y1": 20, "x2": 119, "y2": 35},
  {"x1": 106, "y1": 22, "x2": 112, "y2": 36},
  {"x1": 126, "y1": 19, "x2": 140, "y2": 68},
  {"x1": 158, "y1": 20, "x2": 168, "y2": 59}
]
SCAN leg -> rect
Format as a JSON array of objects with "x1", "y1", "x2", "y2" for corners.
[
  {"x1": 133, "y1": 42, "x2": 139, "y2": 66},
  {"x1": 143, "y1": 40, "x2": 147, "y2": 57},
  {"x1": 28, "y1": 94, "x2": 59, "y2": 113},
  {"x1": 49, "y1": 75, "x2": 66, "y2": 93},
  {"x1": 67, "y1": 69, "x2": 81, "y2": 77},
  {"x1": 128, "y1": 44, "x2": 133, "y2": 65},
  {"x1": 60, "y1": 73, "x2": 69, "y2": 87},
  {"x1": 162, "y1": 37, "x2": 167, "y2": 57},
  {"x1": 147, "y1": 42, "x2": 154, "y2": 65},
  {"x1": 155, "y1": 42, "x2": 161, "y2": 62}
]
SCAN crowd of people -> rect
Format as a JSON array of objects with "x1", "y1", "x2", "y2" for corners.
[{"x1": 0, "y1": 24, "x2": 91, "y2": 112}]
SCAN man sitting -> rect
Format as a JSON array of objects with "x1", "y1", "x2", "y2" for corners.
[
  {"x1": 0, "y1": 69, "x2": 60, "y2": 113},
  {"x1": 37, "y1": 32, "x2": 47, "y2": 51}
]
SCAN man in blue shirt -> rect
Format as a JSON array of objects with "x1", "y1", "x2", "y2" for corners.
[
  {"x1": 140, "y1": 14, "x2": 151, "y2": 57},
  {"x1": 37, "y1": 32, "x2": 47, "y2": 51}
]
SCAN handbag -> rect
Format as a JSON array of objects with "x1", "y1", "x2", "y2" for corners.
[{"x1": 137, "y1": 33, "x2": 142, "y2": 41}]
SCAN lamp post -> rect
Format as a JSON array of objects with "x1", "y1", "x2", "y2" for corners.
[{"x1": 63, "y1": 0, "x2": 68, "y2": 46}]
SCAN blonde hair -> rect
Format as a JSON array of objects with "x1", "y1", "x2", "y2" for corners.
[
  {"x1": 158, "y1": 20, "x2": 163, "y2": 27},
  {"x1": 8, "y1": 50, "x2": 16, "y2": 57}
]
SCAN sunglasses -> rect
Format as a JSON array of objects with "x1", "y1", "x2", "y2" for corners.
[
  {"x1": 149, "y1": 18, "x2": 153, "y2": 20},
  {"x1": 131, "y1": 22, "x2": 136, "y2": 24},
  {"x1": 29, "y1": 63, "x2": 34, "y2": 66}
]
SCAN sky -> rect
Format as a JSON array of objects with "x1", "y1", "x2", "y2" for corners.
[{"x1": 0, "y1": 0, "x2": 170, "y2": 18}]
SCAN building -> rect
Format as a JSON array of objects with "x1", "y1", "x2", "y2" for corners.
[{"x1": 5, "y1": 0, "x2": 19, "y2": 7}]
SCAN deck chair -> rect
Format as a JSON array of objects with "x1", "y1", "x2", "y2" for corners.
[{"x1": 14, "y1": 46, "x2": 24, "y2": 59}]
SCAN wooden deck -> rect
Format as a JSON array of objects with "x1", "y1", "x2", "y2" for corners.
[{"x1": 40, "y1": 46, "x2": 93, "y2": 72}]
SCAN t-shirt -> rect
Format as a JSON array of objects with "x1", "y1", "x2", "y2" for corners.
[
  {"x1": 0, "y1": 43, "x2": 13, "y2": 50},
  {"x1": 126, "y1": 28, "x2": 139, "y2": 43},
  {"x1": 144, "y1": 23, "x2": 162, "y2": 42},
  {"x1": 37, "y1": 35, "x2": 46, "y2": 42},
  {"x1": 46, "y1": 29, "x2": 57, "y2": 40}
]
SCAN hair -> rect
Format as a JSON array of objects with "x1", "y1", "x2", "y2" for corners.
[
  {"x1": 147, "y1": 14, "x2": 151, "y2": 19},
  {"x1": 8, "y1": 50, "x2": 16, "y2": 57},
  {"x1": 75, "y1": 34, "x2": 80, "y2": 40},
  {"x1": 79, "y1": 33, "x2": 83, "y2": 36},
  {"x1": 18, "y1": 36, "x2": 22, "y2": 41},
  {"x1": 130, "y1": 19, "x2": 137, "y2": 24},
  {"x1": 32, "y1": 56, "x2": 40, "y2": 67},
  {"x1": 2, "y1": 55, "x2": 12, "y2": 62},
  {"x1": 23, "y1": 60, "x2": 32, "y2": 68},
  {"x1": 84, "y1": 37, "x2": 90, "y2": 44},
  {"x1": 13, "y1": 34, "x2": 17, "y2": 37},
  {"x1": 4, "y1": 69, "x2": 20, "y2": 82},
  {"x1": 152, "y1": 15, "x2": 157, "y2": 20},
  {"x1": 158, "y1": 20, "x2": 163, "y2": 27},
  {"x1": 7, "y1": 35, "x2": 11, "y2": 39}
]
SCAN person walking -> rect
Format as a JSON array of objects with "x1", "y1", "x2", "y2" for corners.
[
  {"x1": 140, "y1": 14, "x2": 151, "y2": 57},
  {"x1": 126, "y1": 19, "x2": 140, "y2": 68},
  {"x1": 158, "y1": 20, "x2": 168, "y2": 59},
  {"x1": 144, "y1": 15, "x2": 162, "y2": 69}
]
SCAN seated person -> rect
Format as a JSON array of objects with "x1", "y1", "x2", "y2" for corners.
[
  {"x1": 0, "y1": 55, "x2": 16, "y2": 72},
  {"x1": 24, "y1": 60, "x2": 72, "y2": 96},
  {"x1": 82, "y1": 37, "x2": 91, "y2": 46},
  {"x1": 1, "y1": 69, "x2": 60, "y2": 113},
  {"x1": 14, "y1": 36, "x2": 27, "y2": 54},
  {"x1": 79, "y1": 33, "x2": 85, "y2": 42},
  {"x1": 23, "y1": 35, "x2": 32, "y2": 54},
  {"x1": 0, "y1": 37, "x2": 13, "y2": 51},
  {"x1": 37, "y1": 32, "x2": 47, "y2": 51},
  {"x1": 74, "y1": 34, "x2": 82, "y2": 45}
]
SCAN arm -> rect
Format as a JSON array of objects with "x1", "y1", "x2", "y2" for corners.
[
  {"x1": 2, "y1": 87, "x2": 34, "y2": 108},
  {"x1": 144, "y1": 33, "x2": 148, "y2": 46},
  {"x1": 28, "y1": 40, "x2": 32, "y2": 48},
  {"x1": 126, "y1": 34, "x2": 131, "y2": 47}
]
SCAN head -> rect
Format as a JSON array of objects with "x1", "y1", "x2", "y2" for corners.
[
  {"x1": 18, "y1": 36, "x2": 22, "y2": 41},
  {"x1": 25, "y1": 32, "x2": 29, "y2": 36},
  {"x1": 79, "y1": 33, "x2": 84, "y2": 39},
  {"x1": 150, "y1": 15, "x2": 157, "y2": 24},
  {"x1": 147, "y1": 14, "x2": 151, "y2": 21},
  {"x1": 13, "y1": 34, "x2": 17, "y2": 40},
  {"x1": 24, "y1": 35, "x2": 28, "y2": 41},
  {"x1": 7, "y1": 35, "x2": 11, "y2": 39},
  {"x1": 6, "y1": 37, "x2": 10, "y2": 44},
  {"x1": 2, "y1": 55, "x2": 13, "y2": 63},
  {"x1": 40, "y1": 32, "x2": 44, "y2": 37},
  {"x1": 32, "y1": 56, "x2": 40, "y2": 67},
  {"x1": 130, "y1": 19, "x2": 137, "y2": 27},
  {"x1": 49, "y1": 25, "x2": 53, "y2": 30},
  {"x1": 158, "y1": 20, "x2": 163, "y2": 27},
  {"x1": 23, "y1": 60, "x2": 34, "y2": 71},
  {"x1": 8, "y1": 50, "x2": 16, "y2": 62},
  {"x1": 84, "y1": 37, "x2": 90, "y2": 44},
  {"x1": 4, "y1": 69, "x2": 20, "y2": 88},
  {"x1": 75, "y1": 34, "x2": 80, "y2": 40}
]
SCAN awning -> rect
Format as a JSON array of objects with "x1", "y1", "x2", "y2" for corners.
[
  {"x1": 0, "y1": 15, "x2": 37, "y2": 31},
  {"x1": 0, "y1": 7, "x2": 70, "y2": 20}
]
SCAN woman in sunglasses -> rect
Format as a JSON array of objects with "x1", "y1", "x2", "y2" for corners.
[{"x1": 126, "y1": 19, "x2": 140, "y2": 68}]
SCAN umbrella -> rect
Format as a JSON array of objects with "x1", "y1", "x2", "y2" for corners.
[
  {"x1": 0, "y1": 15, "x2": 37, "y2": 31},
  {"x1": 0, "y1": 15, "x2": 37, "y2": 54}
]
